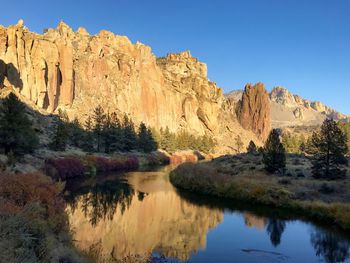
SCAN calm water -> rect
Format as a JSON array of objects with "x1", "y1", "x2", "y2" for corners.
[{"x1": 65, "y1": 166, "x2": 350, "y2": 263}]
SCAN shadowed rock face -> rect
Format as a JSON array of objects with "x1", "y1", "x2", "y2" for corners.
[{"x1": 236, "y1": 83, "x2": 271, "y2": 141}]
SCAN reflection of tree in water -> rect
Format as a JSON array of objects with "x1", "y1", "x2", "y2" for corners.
[
  {"x1": 266, "y1": 219, "x2": 286, "y2": 247},
  {"x1": 311, "y1": 229, "x2": 350, "y2": 263},
  {"x1": 65, "y1": 179, "x2": 136, "y2": 226}
]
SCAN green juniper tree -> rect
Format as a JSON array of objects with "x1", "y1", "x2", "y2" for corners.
[
  {"x1": 0, "y1": 93, "x2": 39, "y2": 156},
  {"x1": 263, "y1": 129, "x2": 286, "y2": 173},
  {"x1": 311, "y1": 119, "x2": 348, "y2": 180},
  {"x1": 50, "y1": 109, "x2": 69, "y2": 151}
]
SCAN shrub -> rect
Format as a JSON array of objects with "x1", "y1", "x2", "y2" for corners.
[
  {"x1": 263, "y1": 129, "x2": 286, "y2": 173},
  {"x1": 86, "y1": 155, "x2": 139, "y2": 174},
  {"x1": 0, "y1": 172, "x2": 85, "y2": 262},
  {"x1": 45, "y1": 157, "x2": 85, "y2": 180},
  {"x1": 319, "y1": 183, "x2": 335, "y2": 194}
]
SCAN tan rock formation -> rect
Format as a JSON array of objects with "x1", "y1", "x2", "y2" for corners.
[
  {"x1": 0, "y1": 21, "x2": 265, "y2": 151},
  {"x1": 0, "y1": 21, "x2": 224, "y2": 136},
  {"x1": 269, "y1": 87, "x2": 348, "y2": 128},
  {"x1": 236, "y1": 83, "x2": 271, "y2": 140}
]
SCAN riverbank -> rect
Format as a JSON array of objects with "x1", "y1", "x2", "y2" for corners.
[{"x1": 170, "y1": 153, "x2": 350, "y2": 231}]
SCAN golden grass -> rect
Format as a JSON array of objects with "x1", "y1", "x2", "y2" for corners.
[{"x1": 170, "y1": 154, "x2": 350, "y2": 231}]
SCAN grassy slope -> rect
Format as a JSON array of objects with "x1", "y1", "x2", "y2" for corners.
[{"x1": 170, "y1": 154, "x2": 350, "y2": 231}]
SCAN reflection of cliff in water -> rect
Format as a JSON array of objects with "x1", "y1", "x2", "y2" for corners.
[
  {"x1": 244, "y1": 212, "x2": 268, "y2": 230},
  {"x1": 66, "y1": 170, "x2": 223, "y2": 261}
]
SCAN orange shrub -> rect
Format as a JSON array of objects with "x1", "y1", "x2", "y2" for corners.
[{"x1": 0, "y1": 172, "x2": 65, "y2": 225}]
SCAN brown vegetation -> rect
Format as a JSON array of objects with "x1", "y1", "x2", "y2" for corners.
[
  {"x1": 170, "y1": 153, "x2": 350, "y2": 231},
  {"x1": 0, "y1": 172, "x2": 86, "y2": 262}
]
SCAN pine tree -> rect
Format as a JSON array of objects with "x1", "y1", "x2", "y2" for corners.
[
  {"x1": 311, "y1": 119, "x2": 348, "y2": 180},
  {"x1": 0, "y1": 93, "x2": 39, "y2": 156},
  {"x1": 137, "y1": 122, "x2": 157, "y2": 153},
  {"x1": 247, "y1": 140, "x2": 257, "y2": 154},
  {"x1": 50, "y1": 109, "x2": 69, "y2": 151},
  {"x1": 102, "y1": 112, "x2": 114, "y2": 153},
  {"x1": 338, "y1": 121, "x2": 350, "y2": 154},
  {"x1": 263, "y1": 129, "x2": 286, "y2": 173},
  {"x1": 81, "y1": 116, "x2": 95, "y2": 152},
  {"x1": 121, "y1": 114, "x2": 137, "y2": 151},
  {"x1": 109, "y1": 112, "x2": 123, "y2": 152},
  {"x1": 93, "y1": 106, "x2": 105, "y2": 152},
  {"x1": 70, "y1": 117, "x2": 84, "y2": 148},
  {"x1": 235, "y1": 135, "x2": 244, "y2": 153}
]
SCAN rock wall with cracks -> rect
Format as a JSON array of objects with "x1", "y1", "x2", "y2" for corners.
[{"x1": 0, "y1": 20, "x2": 264, "y2": 151}]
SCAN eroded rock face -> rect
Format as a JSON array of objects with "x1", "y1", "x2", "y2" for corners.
[
  {"x1": 0, "y1": 21, "x2": 223, "y2": 137},
  {"x1": 236, "y1": 83, "x2": 271, "y2": 141},
  {"x1": 270, "y1": 86, "x2": 348, "y2": 127}
]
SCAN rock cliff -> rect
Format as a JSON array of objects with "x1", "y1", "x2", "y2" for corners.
[
  {"x1": 0, "y1": 20, "x2": 263, "y2": 151},
  {"x1": 0, "y1": 20, "x2": 222, "y2": 136},
  {"x1": 236, "y1": 83, "x2": 271, "y2": 140}
]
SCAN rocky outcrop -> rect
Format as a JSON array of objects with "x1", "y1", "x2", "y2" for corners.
[
  {"x1": 226, "y1": 86, "x2": 348, "y2": 129},
  {"x1": 0, "y1": 20, "x2": 223, "y2": 137},
  {"x1": 236, "y1": 83, "x2": 271, "y2": 140},
  {"x1": 0, "y1": 20, "x2": 267, "y2": 152},
  {"x1": 270, "y1": 87, "x2": 348, "y2": 127}
]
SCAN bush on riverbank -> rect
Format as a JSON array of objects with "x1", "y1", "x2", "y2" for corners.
[
  {"x1": 45, "y1": 157, "x2": 86, "y2": 180},
  {"x1": 45, "y1": 154, "x2": 141, "y2": 180},
  {"x1": 170, "y1": 159, "x2": 350, "y2": 231},
  {"x1": 86, "y1": 155, "x2": 139, "y2": 173},
  {"x1": 0, "y1": 172, "x2": 86, "y2": 262}
]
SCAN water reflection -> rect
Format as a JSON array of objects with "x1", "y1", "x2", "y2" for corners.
[
  {"x1": 65, "y1": 177, "x2": 134, "y2": 226},
  {"x1": 311, "y1": 228, "x2": 350, "y2": 263},
  {"x1": 244, "y1": 212, "x2": 268, "y2": 230},
  {"x1": 65, "y1": 167, "x2": 350, "y2": 263},
  {"x1": 66, "y1": 170, "x2": 223, "y2": 261},
  {"x1": 266, "y1": 219, "x2": 286, "y2": 247}
]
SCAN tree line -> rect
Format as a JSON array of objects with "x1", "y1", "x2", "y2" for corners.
[
  {"x1": 50, "y1": 105, "x2": 158, "y2": 154},
  {"x1": 154, "y1": 127, "x2": 216, "y2": 154},
  {"x1": 0, "y1": 93, "x2": 216, "y2": 159}
]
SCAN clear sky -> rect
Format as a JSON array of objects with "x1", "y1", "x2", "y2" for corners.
[{"x1": 2, "y1": 0, "x2": 350, "y2": 114}]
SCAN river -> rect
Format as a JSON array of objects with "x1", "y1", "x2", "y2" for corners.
[{"x1": 65, "y1": 165, "x2": 350, "y2": 263}]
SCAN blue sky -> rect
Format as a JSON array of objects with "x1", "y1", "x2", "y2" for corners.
[{"x1": 2, "y1": 0, "x2": 350, "y2": 114}]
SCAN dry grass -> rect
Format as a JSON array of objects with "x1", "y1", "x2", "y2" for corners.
[{"x1": 170, "y1": 153, "x2": 350, "y2": 231}]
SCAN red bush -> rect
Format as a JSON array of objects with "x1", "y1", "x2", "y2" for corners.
[
  {"x1": 0, "y1": 172, "x2": 65, "y2": 221},
  {"x1": 45, "y1": 157, "x2": 85, "y2": 180},
  {"x1": 87, "y1": 155, "x2": 139, "y2": 173}
]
